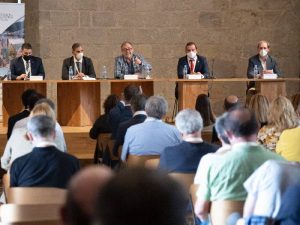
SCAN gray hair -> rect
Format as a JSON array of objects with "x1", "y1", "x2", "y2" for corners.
[
  {"x1": 145, "y1": 96, "x2": 168, "y2": 119},
  {"x1": 27, "y1": 115, "x2": 56, "y2": 138},
  {"x1": 215, "y1": 114, "x2": 230, "y2": 144},
  {"x1": 175, "y1": 109, "x2": 203, "y2": 134}
]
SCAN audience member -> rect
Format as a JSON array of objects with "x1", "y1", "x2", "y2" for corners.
[
  {"x1": 109, "y1": 85, "x2": 140, "y2": 139},
  {"x1": 121, "y1": 96, "x2": 181, "y2": 161},
  {"x1": 113, "y1": 94, "x2": 147, "y2": 156},
  {"x1": 89, "y1": 94, "x2": 119, "y2": 163},
  {"x1": 159, "y1": 109, "x2": 218, "y2": 173},
  {"x1": 248, "y1": 94, "x2": 269, "y2": 128},
  {"x1": 2, "y1": 102, "x2": 67, "y2": 171},
  {"x1": 195, "y1": 107, "x2": 284, "y2": 223},
  {"x1": 291, "y1": 92, "x2": 300, "y2": 118},
  {"x1": 94, "y1": 168, "x2": 187, "y2": 225},
  {"x1": 257, "y1": 96, "x2": 299, "y2": 151},
  {"x1": 10, "y1": 115, "x2": 79, "y2": 188},
  {"x1": 114, "y1": 41, "x2": 152, "y2": 79},
  {"x1": 195, "y1": 94, "x2": 215, "y2": 130},
  {"x1": 60, "y1": 166, "x2": 113, "y2": 225},
  {"x1": 245, "y1": 89, "x2": 258, "y2": 107}
]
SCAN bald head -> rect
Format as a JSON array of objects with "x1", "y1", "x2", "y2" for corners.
[
  {"x1": 224, "y1": 95, "x2": 239, "y2": 111},
  {"x1": 61, "y1": 166, "x2": 113, "y2": 225}
]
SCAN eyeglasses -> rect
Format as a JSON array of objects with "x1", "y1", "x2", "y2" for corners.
[{"x1": 122, "y1": 48, "x2": 133, "y2": 51}]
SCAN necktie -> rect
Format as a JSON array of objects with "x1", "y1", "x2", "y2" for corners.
[
  {"x1": 190, "y1": 59, "x2": 195, "y2": 74},
  {"x1": 26, "y1": 61, "x2": 30, "y2": 76},
  {"x1": 76, "y1": 62, "x2": 81, "y2": 73}
]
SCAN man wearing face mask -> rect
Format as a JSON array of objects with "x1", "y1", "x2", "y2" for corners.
[
  {"x1": 10, "y1": 43, "x2": 45, "y2": 80},
  {"x1": 114, "y1": 41, "x2": 152, "y2": 79},
  {"x1": 61, "y1": 43, "x2": 96, "y2": 80},
  {"x1": 247, "y1": 40, "x2": 281, "y2": 89}
]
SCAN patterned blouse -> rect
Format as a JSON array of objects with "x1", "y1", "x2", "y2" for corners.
[{"x1": 257, "y1": 126, "x2": 282, "y2": 152}]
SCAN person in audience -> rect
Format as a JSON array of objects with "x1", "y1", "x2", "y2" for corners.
[
  {"x1": 248, "y1": 94, "x2": 269, "y2": 128},
  {"x1": 245, "y1": 89, "x2": 258, "y2": 107},
  {"x1": 291, "y1": 92, "x2": 300, "y2": 118},
  {"x1": 62, "y1": 43, "x2": 96, "y2": 80},
  {"x1": 7, "y1": 89, "x2": 40, "y2": 139},
  {"x1": 195, "y1": 94, "x2": 216, "y2": 131},
  {"x1": 10, "y1": 115, "x2": 80, "y2": 188},
  {"x1": 257, "y1": 96, "x2": 299, "y2": 152},
  {"x1": 114, "y1": 41, "x2": 152, "y2": 79},
  {"x1": 94, "y1": 168, "x2": 187, "y2": 225},
  {"x1": 89, "y1": 94, "x2": 119, "y2": 163},
  {"x1": 194, "y1": 107, "x2": 284, "y2": 223},
  {"x1": 1, "y1": 102, "x2": 67, "y2": 171},
  {"x1": 159, "y1": 109, "x2": 218, "y2": 173},
  {"x1": 60, "y1": 165, "x2": 113, "y2": 225},
  {"x1": 109, "y1": 85, "x2": 140, "y2": 139},
  {"x1": 113, "y1": 94, "x2": 147, "y2": 157},
  {"x1": 10, "y1": 42, "x2": 45, "y2": 80},
  {"x1": 246, "y1": 40, "x2": 281, "y2": 90},
  {"x1": 121, "y1": 96, "x2": 181, "y2": 161}
]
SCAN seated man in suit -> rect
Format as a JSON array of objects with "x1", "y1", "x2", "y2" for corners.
[
  {"x1": 10, "y1": 42, "x2": 45, "y2": 80},
  {"x1": 10, "y1": 115, "x2": 80, "y2": 188},
  {"x1": 246, "y1": 40, "x2": 281, "y2": 89},
  {"x1": 114, "y1": 41, "x2": 152, "y2": 79},
  {"x1": 159, "y1": 109, "x2": 218, "y2": 173},
  {"x1": 61, "y1": 43, "x2": 96, "y2": 80},
  {"x1": 113, "y1": 94, "x2": 147, "y2": 156},
  {"x1": 121, "y1": 96, "x2": 181, "y2": 161}
]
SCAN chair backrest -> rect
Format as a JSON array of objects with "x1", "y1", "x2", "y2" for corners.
[
  {"x1": 210, "y1": 200, "x2": 244, "y2": 225},
  {"x1": 97, "y1": 133, "x2": 111, "y2": 153},
  {"x1": 190, "y1": 184, "x2": 199, "y2": 208},
  {"x1": 126, "y1": 154, "x2": 160, "y2": 167},
  {"x1": 168, "y1": 173, "x2": 195, "y2": 193},
  {"x1": 0, "y1": 204, "x2": 61, "y2": 223},
  {"x1": 145, "y1": 158, "x2": 160, "y2": 169},
  {"x1": 6, "y1": 187, "x2": 67, "y2": 205}
]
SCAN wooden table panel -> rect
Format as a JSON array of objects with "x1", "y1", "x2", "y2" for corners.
[{"x1": 255, "y1": 80, "x2": 286, "y2": 102}]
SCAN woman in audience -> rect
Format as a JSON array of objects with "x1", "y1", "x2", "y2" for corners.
[
  {"x1": 1, "y1": 102, "x2": 66, "y2": 171},
  {"x1": 195, "y1": 94, "x2": 215, "y2": 131},
  {"x1": 248, "y1": 94, "x2": 269, "y2": 128},
  {"x1": 257, "y1": 96, "x2": 299, "y2": 152},
  {"x1": 291, "y1": 92, "x2": 300, "y2": 118}
]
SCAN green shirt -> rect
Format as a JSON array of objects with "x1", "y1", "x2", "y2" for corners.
[{"x1": 197, "y1": 142, "x2": 284, "y2": 201}]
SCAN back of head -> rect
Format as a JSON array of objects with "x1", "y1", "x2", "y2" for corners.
[
  {"x1": 175, "y1": 109, "x2": 203, "y2": 134},
  {"x1": 27, "y1": 115, "x2": 56, "y2": 138},
  {"x1": 145, "y1": 96, "x2": 168, "y2": 119},
  {"x1": 103, "y1": 94, "x2": 119, "y2": 114},
  {"x1": 21, "y1": 89, "x2": 37, "y2": 108},
  {"x1": 224, "y1": 95, "x2": 239, "y2": 111},
  {"x1": 131, "y1": 94, "x2": 147, "y2": 113},
  {"x1": 30, "y1": 102, "x2": 56, "y2": 121},
  {"x1": 248, "y1": 94, "x2": 269, "y2": 125},
  {"x1": 245, "y1": 89, "x2": 258, "y2": 108},
  {"x1": 123, "y1": 85, "x2": 140, "y2": 102},
  {"x1": 195, "y1": 94, "x2": 215, "y2": 126},
  {"x1": 35, "y1": 98, "x2": 56, "y2": 111},
  {"x1": 95, "y1": 168, "x2": 187, "y2": 225},
  {"x1": 223, "y1": 107, "x2": 259, "y2": 138},
  {"x1": 268, "y1": 96, "x2": 298, "y2": 131},
  {"x1": 291, "y1": 93, "x2": 300, "y2": 116},
  {"x1": 215, "y1": 114, "x2": 230, "y2": 144}
]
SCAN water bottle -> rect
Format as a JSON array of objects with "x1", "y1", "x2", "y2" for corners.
[
  {"x1": 183, "y1": 65, "x2": 188, "y2": 79},
  {"x1": 68, "y1": 66, "x2": 73, "y2": 80},
  {"x1": 253, "y1": 65, "x2": 258, "y2": 78},
  {"x1": 143, "y1": 64, "x2": 151, "y2": 79},
  {"x1": 101, "y1": 66, "x2": 108, "y2": 79},
  {"x1": 6, "y1": 67, "x2": 11, "y2": 80}
]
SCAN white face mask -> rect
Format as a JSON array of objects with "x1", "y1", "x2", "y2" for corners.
[
  {"x1": 187, "y1": 51, "x2": 196, "y2": 59},
  {"x1": 76, "y1": 52, "x2": 83, "y2": 60},
  {"x1": 259, "y1": 49, "x2": 268, "y2": 57}
]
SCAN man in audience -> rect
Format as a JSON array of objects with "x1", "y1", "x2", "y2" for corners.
[
  {"x1": 94, "y1": 168, "x2": 187, "y2": 225},
  {"x1": 10, "y1": 42, "x2": 46, "y2": 80},
  {"x1": 62, "y1": 43, "x2": 96, "y2": 80},
  {"x1": 159, "y1": 109, "x2": 218, "y2": 173},
  {"x1": 121, "y1": 96, "x2": 181, "y2": 161},
  {"x1": 7, "y1": 89, "x2": 40, "y2": 139},
  {"x1": 114, "y1": 41, "x2": 152, "y2": 79},
  {"x1": 61, "y1": 165, "x2": 113, "y2": 225},
  {"x1": 194, "y1": 107, "x2": 284, "y2": 223},
  {"x1": 10, "y1": 115, "x2": 80, "y2": 188},
  {"x1": 113, "y1": 94, "x2": 147, "y2": 156},
  {"x1": 109, "y1": 84, "x2": 140, "y2": 139}
]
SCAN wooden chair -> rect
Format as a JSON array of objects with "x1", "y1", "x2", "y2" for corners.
[
  {"x1": 0, "y1": 204, "x2": 61, "y2": 224},
  {"x1": 107, "y1": 139, "x2": 121, "y2": 161},
  {"x1": 210, "y1": 200, "x2": 244, "y2": 225},
  {"x1": 97, "y1": 133, "x2": 111, "y2": 163},
  {"x1": 168, "y1": 173, "x2": 195, "y2": 193},
  {"x1": 6, "y1": 187, "x2": 67, "y2": 205},
  {"x1": 145, "y1": 158, "x2": 160, "y2": 169},
  {"x1": 126, "y1": 154, "x2": 160, "y2": 168}
]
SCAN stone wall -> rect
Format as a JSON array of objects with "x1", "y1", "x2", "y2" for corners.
[{"x1": 9, "y1": 0, "x2": 300, "y2": 115}]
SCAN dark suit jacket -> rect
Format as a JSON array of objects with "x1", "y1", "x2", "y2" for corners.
[
  {"x1": 7, "y1": 110, "x2": 30, "y2": 139},
  {"x1": 177, "y1": 54, "x2": 210, "y2": 78},
  {"x1": 113, "y1": 114, "x2": 147, "y2": 156},
  {"x1": 61, "y1": 56, "x2": 96, "y2": 80},
  {"x1": 10, "y1": 56, "x2": 45, "y2": 80},
  {"x1": 158, "y1": 141, "x2": 219, "y2": 173}
]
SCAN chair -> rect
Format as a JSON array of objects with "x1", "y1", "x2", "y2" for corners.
[
  {"x1": 0, "y1": 204, "x2": 61, "y2": 224},
  {"x1": 210, "y1": 200, "x2": 244, "y2": 225},
  {"x1": 2, "y1": 173, "x2": 10, "y2": 202},
  {"x1": 6, "y1": 187, "x2": 67, "y2": 205},
  {"x1": 190, "y1": 184, "x2": 199, "y2": 209},
  {"x1": 145, "y1": 158, "x2": 160, "y2": 169},
  {"x1": 96, "y1": 133, "x2": 111, "y2": 163},
  {"x1": 168, "y1": 173, "x2": 195, "y2": 193},
  {"x1": 126, "y1": 154, "x2": 160, "y2": 168}
]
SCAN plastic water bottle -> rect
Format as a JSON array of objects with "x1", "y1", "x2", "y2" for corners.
[
  {"x1": 253, "y1": 65, "x2": 258, "y2": 78},
  {"x1": 143, "y1": 64, "x2": 151, "y2": 79},
  {"x1": 6, "y1": 67, "x2": 11, "y2": 80},
  {"x1": 183, "y1": 65, "x2": 188, "y2": 79},
  {"x1": 68, "y1": 66, "x2": 73, "y2": 80},
  {"x1": 101, "y1": 66, "x2": 107, "y2": 79}
]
